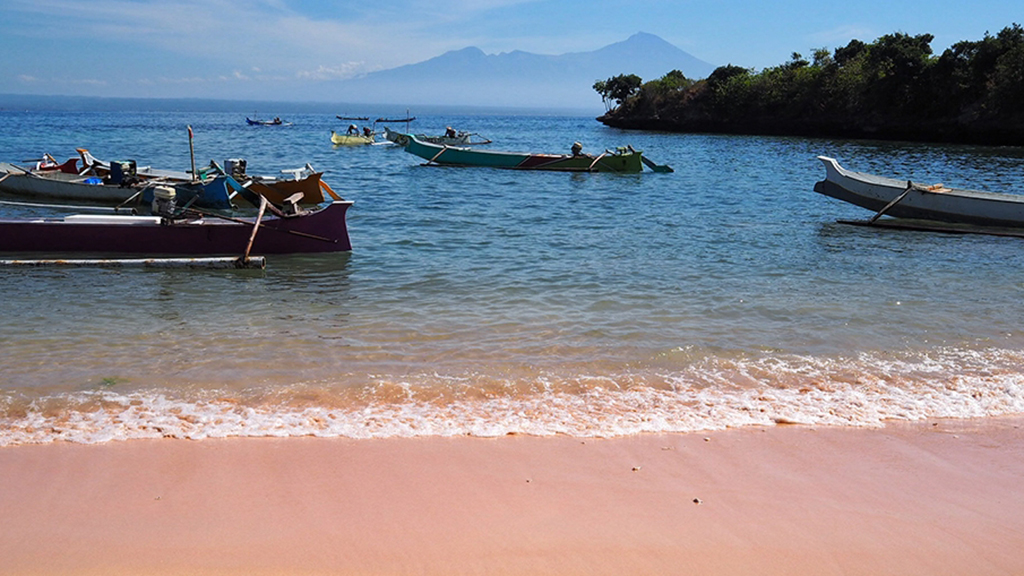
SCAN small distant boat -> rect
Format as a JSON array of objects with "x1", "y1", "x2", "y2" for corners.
[
  {"x1": 813, "y1": 156, "x2": 1024, "y2": 229},
  {"x1": 383, "y1": 126, "x2": 491, "y2": 147},
  {"x1": 0, "y1": 200, "x2": 353, "y2": 255},
  {"x1": 401, "y1": 136, "x2": 672, "y2": 173},
  {"x1": 376, "y1": 116, "x2": 416, "y2": 123},
  {"x1": 247, "y1": 117, "x2": 292, "y2": 127},
  {"x1": 336, "y1": 115, "x2": 369, "y2": 121},
  {"x1": 331, "y1": 130, "x2": 375, "y2": 146}
]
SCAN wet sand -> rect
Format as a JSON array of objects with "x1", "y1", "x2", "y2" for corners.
[{"x1": 2, "y1": 417, "x2": 1023, "y2": 576}]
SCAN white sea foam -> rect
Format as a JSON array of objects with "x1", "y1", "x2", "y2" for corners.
[{"x1": 3, "y1": 347, "x2": 1024, "y2": 446}]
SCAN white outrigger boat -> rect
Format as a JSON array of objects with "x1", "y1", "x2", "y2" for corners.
[{"x1": 813, "y1": 156, "x2": 1024, "y2": 230}]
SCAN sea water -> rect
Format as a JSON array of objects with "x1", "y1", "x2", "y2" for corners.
[{"x1": 2, "y1": 109, "x2": 1024, "y2": 445}]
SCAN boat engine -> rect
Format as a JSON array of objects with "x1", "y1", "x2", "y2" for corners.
[
  {"x1": 225, "y1": 158, "x2": 247, "y2": 180},
  {"x1": 152, "y1": 185, "x2": 177, "y2": 219},
  {"x1": 108, "y1": 160, "x2": 138, "y2": 186}
]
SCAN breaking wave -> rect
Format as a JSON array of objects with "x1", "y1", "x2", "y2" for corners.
[{"x1": 3, "y1": 346, "x2": 1024, "y2": 446}]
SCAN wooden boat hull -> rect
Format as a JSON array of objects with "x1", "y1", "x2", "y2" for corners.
[
  {"x1": 0, "y1": 164, "x2": 140, "y2": 203},
  {"x1": 331, "y1": 131, "x2": 374, "y2": 146},
  {"x1": 1, "y1": 161, "x2": 236, "y2": 210},
  {"x1": 813, "y1": 156, "x2": 1024, "y2": 228},
  {"x1": 0, "y1": 201, "x2": 353, "y2": 255},
  {"x1": 402, "y1": 136, "x2": 643, "y2": 173}
]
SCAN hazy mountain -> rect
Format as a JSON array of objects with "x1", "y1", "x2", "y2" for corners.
[{"x1": 330, "y1": 32, "x2": 715, "y2": 111}]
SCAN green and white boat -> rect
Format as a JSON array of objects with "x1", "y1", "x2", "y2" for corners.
[{"x1": 401, "y1": 135, "x2": 671, "y2": 173}]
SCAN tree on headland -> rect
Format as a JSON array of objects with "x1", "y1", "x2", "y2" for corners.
[
  {"x1": 593, "y1": 74, "x2": 642, "y2": 111},
  {"x1": 596, "y1": 70, "x2": 700, "y2": 114},
  {"x1": 647, "y1": 69, "x2": 694, "y2": 91},
  {"x1": 596, "y1": 24, "x2": 1024, "y2": 145}
]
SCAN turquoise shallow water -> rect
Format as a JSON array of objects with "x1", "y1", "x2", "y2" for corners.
[{"x1": 2, "y1": 109, "x2": 1024, "y2": 444}]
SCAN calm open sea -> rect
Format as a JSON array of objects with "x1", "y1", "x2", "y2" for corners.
[{"x1": 2, "y1": 109, "x2": 1024, "y2": 445}]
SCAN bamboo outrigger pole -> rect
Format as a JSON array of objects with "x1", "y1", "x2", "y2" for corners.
[
  {"x1": 188, "y1": 125, "x2": 197, "y2": 183},
  {"x1": 868, "y1": 181, "x2": 915, "y2": 223},
  {"x1": 0, "y1": 257, "x2": 266, "y2": 269},
  {"x1": 243, "y1": 195, "x2": 268, "y2": 262}
]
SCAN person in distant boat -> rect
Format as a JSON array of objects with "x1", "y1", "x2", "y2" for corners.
[
  {"x1": 273, "y1": 117, "x2": 282, "y2": 124},
  {"x1": 347, "y1": 124, "x2": 359, "y2": 135},
  {"x1": 363, "y1": 127, "x2": 373, "y2": 137},
  {"x1": 445, "y1": 126, "x2": 457, "y2": 138}
]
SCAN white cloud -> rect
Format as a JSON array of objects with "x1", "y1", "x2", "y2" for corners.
[
  {"x1": 7, "y1": 0, "x2": 391, "y2": 68},
  {"x1": 296, "y1": 63, "x2": 372, "y2": 81},
  {"x1": 14, "y1": 74, "x2": 105, "y2": 86},
  {"x1": 152, "y1": 76, "x2": 209, "y2": 85},
  {"x1": 71, "y1": 79, "x2": 108, "y2": 86}
]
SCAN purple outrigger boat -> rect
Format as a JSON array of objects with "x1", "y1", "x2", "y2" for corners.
[{"x1": 0, "y1": 200, "x2": 353, "y2": 256}]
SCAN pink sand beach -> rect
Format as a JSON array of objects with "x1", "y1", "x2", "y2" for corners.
[{"x1": 2, "y1": 417, "x2": 1023, "y2": 576}]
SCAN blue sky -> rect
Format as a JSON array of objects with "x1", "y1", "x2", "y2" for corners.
[{"x1": 1, "y1": 0, "x2": 1018, "y2": 101}]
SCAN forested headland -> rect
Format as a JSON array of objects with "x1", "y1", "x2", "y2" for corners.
[{"x1": 595, "y1": 25, "x2": 1024, "y2": 145}]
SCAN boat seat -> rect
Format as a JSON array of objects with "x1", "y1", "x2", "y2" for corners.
[{"x1": 282, "y1": 192, "x2": 305, "y2": 215}]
